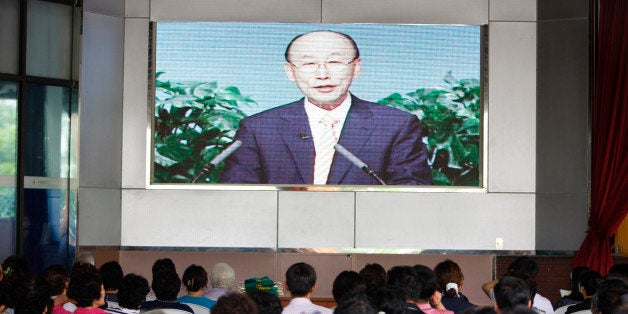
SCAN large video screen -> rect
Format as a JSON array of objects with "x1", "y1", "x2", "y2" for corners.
[{"x1": 152, "y1": 22, "x2": 482, "y2": 186}]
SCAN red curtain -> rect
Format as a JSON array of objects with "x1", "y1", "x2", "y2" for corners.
[{"x1": 573, "y1": 0, "x2": 628, "y2": 275}]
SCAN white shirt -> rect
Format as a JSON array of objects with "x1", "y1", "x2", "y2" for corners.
[
  {"x1": 304, "y1": 95, "x2": 352, "y2": 184},
  {"x1": 533, "y1": 294, "x2": 555, "y2": 314},
  {"x1": 282, "y1": 297, "x2": 333, "y2": 314}
]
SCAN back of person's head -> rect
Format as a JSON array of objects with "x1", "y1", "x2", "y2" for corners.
[
  {"x1": 210, "y1": 262, "x2": 235, "y2": 289},
  {"x1": 387, "y1": 265, "x2": 419, "y2": 301},
  {"x1": 1, "y1": 255, "x2": 29, "y2": 283},
  {"x1": 70, "y1": 261, "x2": 98, "y2": 280},
  {"x1": 493, "y1": 275, "x2": 532, "y2": 312},
  {"x1": 67, "y1": 271, "x2": 104, "y2": 308},
  {"x1": 334, "y1": 292, "x2": 377, "y2": 314},
  {"x1": 182, "y1": 264, "x2": 208, "y2": 293},
  {"x1": 151, "y1": 270, "x2": 181, "y2": 301},
  {"x1": 508, "y1": 257, "x2": 539, "y2": 278},
  {"x1": 609, "y1": 264, "x2": 628, "y2": 279},
  {"x1": 99, "y1": 261, "x2": 124, "y2": 292},
  {"x1": 247, "y1": 290, "x2": 283, "y2": 314},
  {"x1": 13, "y1": 275, "x2": 52, "y2": 314},
  {"x1": 42, "y1": 264, "x2": 69, "y2": 297},
  {"x1": 152, "y1": 258, "x2": 176, "y2": 277},
  {"x1": 285, "y1": 262, "x2": 317, "y2": 297},
  {"x1": 566, "y1": 266, "x2": 590, "y2": 300},
  {"x1": 212, "y1": 293, "x2": 259, "y2": 314},
  {"x1": 434, "y1": 259, "x2": 464, "y2": 297},
  {"x1": 332, "y1": 270, "x2": 366, "y2": 303},
  {"x1": 373, "y1": 285, "x2": 407, "y2": 314},
  {"x1": 579, "y1": 270, "x2": 603, "y2": 296},
  {"x1": 359, "y1": 263, "x2": 387, "y2": 296},
  {"x1": 117, "y1": 274, "x2": 150, "y2": 310},
  {"x1": 592, "y1": 277, "x2": 628, "y2": 314},
  {"x1": 0, "y1": 280, "x2": 16, "y2": 310},
  {"x1": 76, "y1": 252, "x2": 95, "y2": 266},
  {"x1": 413, "y1": 264, "x2": 440, "y2": 300}
]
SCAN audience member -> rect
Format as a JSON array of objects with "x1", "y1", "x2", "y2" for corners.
[
  {"x1": 0, "y1": 280, "x2": 15, "y2": 314},
  {"x1": 177, "y1": 264, "x2": 216, "y2": 312},
  {"x1": 556, "y1": 270, "x2": 602, "y2": 314},
  {"x1": 66, "y1": 261, "x2": 100, "y2": 313},
  {"x1": 434, "y1": 260, "x2": 476, "y2": 313},
  {"x1": 203, "y1": 263, "x2": 236, "y2": 301},
  {"x1": 283, "y1": 262, "x2": 333, "y2": 314},
  {"x1": 100, "y1": 261, "x2": 124, "y2": 309},
  {"x1": 42, "y1": 264, "x2": 72, "y2": 314},
  {"x1": 591, "y1": 277, "x2": 628, "y2": 314},
  {"x1": 359, "y1": 263, "x2": 387, "y2": 301},
  {"x1": 372, "y1": 285, "x2": 408, "y2": 314},
  {"x1": 333, "y1": 292, "x2": 377, "y2": 314},
  {"x1": 140, "y1": 266, "x2": 193, "y2": 313},
  {"x1": 387, "y1": 266, "x2": 423, "y2": 313},
  {"x1": 332, "y1": 271, "x2": 366, "y2": 305},
  {"x1": 413, "y1": 264, "x2": 454, "y2": 314},
  {"x1": 211, "y1": 293, "x2": 258, "y2": 314},
  {"x1": 555, "y1": 266, "x2": 590, "y2": 309},
  {"x1": 66, "y1": 271, "x2": 106, "y2": 314},
  {"x1": 107, "y1": 274, "x2": 150, "y2": 314},
  {"x1": 13, "y1": 275, "x2": 52, "y2": 314},
  {"x1": 247, "y1": 290, "x2": 283, "y2": 314},
  {"x1": 76, "y1": 253, "x2": 96, "y2": 266},
  {"x1": 1, "y1": 256, "x2": 29, "y2": 284},
  {"x1": 493, "y1": 275, "x2": 532, "y2": 313}
]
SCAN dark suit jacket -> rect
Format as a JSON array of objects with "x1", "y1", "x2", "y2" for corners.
[{"x1": 219, "y1": 95, "x2": 432, "y2": 185}]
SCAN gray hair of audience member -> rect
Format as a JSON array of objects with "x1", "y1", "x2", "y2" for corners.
[
  {"x1": 211, "y1": 263, "x2": 236, "y2": 289},
  {"x1": 77, "y1": 252, "x2": 95, "y2": 266}
]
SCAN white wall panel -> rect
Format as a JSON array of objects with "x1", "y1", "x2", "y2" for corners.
[
  {"x1": 121, "y1": 189, "x2": 278, "y2": 247},
  {"x1": 355, "y1": 192, "x2": 535, "y2": 250},
  {"x1": 488, "y1": 22, "x2": 536, "y2": 193},
  {"x1": 78, "y1": 188, "x2": 121, "y2": 246},
  {"x1": 121, "y1": 18, "x2": 150, "y2": 188},
  {"x1": 489, "y1": 0, "x2": 536, "y2": 21},
  {"x1": 322, "y1": 0, "x2": 488, "y2": 24},
  {"x1": 278, "y1": 191, "x2": 355, "y2": 248},
  {"x1": 150, "y1": 0, "x2": 321, "y2": 22},
  {"x1": 80, "y1": 13, "x2": 124, "y2": 188}
]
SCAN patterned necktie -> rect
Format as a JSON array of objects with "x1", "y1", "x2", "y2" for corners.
[{"x1": 313, "y1": 115, "x2": 338, "y2": 184}]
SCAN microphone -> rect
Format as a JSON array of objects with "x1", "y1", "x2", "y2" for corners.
[
  {"x1": 192, "y1": 140, "x2": 243, "y2": 183},
  {"x1": 334, "y1": 144, "x2": 386, "y2": 185}
]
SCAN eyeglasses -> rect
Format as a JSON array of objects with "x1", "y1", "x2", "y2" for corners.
[{"x1": 289, "y1": 59, "x2": 357, "y2": 73}]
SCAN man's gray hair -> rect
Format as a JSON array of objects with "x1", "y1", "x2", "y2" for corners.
[{"x1": 210, "y1": 262, "x2": 235, "y2": 289}]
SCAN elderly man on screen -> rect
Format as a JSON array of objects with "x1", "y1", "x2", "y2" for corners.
[{"x1": 219, "y1": 30, "x2": 432, "y2": 185}]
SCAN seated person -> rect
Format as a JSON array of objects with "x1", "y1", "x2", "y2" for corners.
[
  {"x1": 67, "y1": 271, "x2": 107, "y2": 314},
  {"x1": 556, "y1": 270, "x2": 602, "y2": 314},
  {"x1": 372, "y1": 285, "x2": 408, "y2": 314},
  {"x1": 211, "y1": 293, "x2": 259, "y2": 314},
  {"x1": 332, "y1": 271, "x2": 366, "y2": 305},
  {"x1": 247, "y1": 290, "x2": 283, "y2": 314},
  {"x1": 413, "y1": 265, "x2": 454, "y2": 314},
  {"x1": 99, "y1": 261, "x2": 124, "y2": 309},
  {"x1": 177, "y1": 265, "x2": 216, "y2": 312},
  {"x1": 555, "y1": 267, "x2": 589, "y2": 309},
  {"x1": 140, "y1": 271, "x2": 193, "y2": 313},
  {"x1": 42, "y1": 264, "x2": 72, "y2": 314},
  {"x1": 333, "y1": 292, "x2": 377, "y2": 314},
  {"x1": 387, "y1": 266, "x2": 423, "y2": 313},
  {"x1": 106, "y1": 274, "x2": 150, "y2": 314},
  {"x1": 591, "y1": 277, "x2": 628, "y2": 314},
  {"x1": 434, "y1": 260, "x2": 476, "y2": 313},
  {"x1": 203, "y1": 263, "x2": 236, "y2": 301},
  {"x1": 359, "y1": 263, "x2": 387, "y2": 301},
  {"x1": 282, "y1": 262, "x2": 333, "y2": 314},
  {"x1": 493, "y1": 275, "x2": 532, "y2": 313}
]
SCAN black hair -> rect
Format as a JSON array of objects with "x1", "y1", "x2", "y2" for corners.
[
  {"x1": 609, "y1": 264, "x2": 628, "y2": 278},
  {"x1": 212, "y1": 293, "x2": 259, "y2": 314},
  {"x1": 247, "y1": 290, "x2": 283, "y2": 314},
  {"x1": 70, "y1": 261, "x2": 98, "y2": 279},
  {"x1": 2, "y1": 256, "x2": 29, "y2": 283},
  {"x1": 413, "y1": 264, "x2": 440, "y2": 300},
  {"x1": 387, "y1": 266, "x2": 419, "y2": 301},
  {"x1": 359, "y1": 263, "x2": 387, "y2": 299},
  {"x1": 493, "y1": 275, "x2": 532, "y2": 311},
  {"x1": 100, "y1": 261, "x2": 124, "y2": 291},
  {"x1": 13, "y1": 275, "x2": 53, "y2": 314},
  {"x1": 579, "y1": 270, "x2": 603, "y2": 296},
  {"x1": 117, "y1": 274, "x2": 150, "y2": 310},
  {"x1": 565, "y1": 266, "x2": 590, "y2": 301},
  {"x1": 42, "y1": 264, "x2": 69, "y2": 296},
  {"x1": 0, "y1": 280, "x2": 15, "y2": 308},
  {"x1": 332, "y1": 270, "x2": 366, "y2": 303},
  {"x1": 152, "y1": 258, "x2": 176, "y2": 277},
  {"x1": 334, "y1": 292, "x2": 377, "y2": 314},
  {"x1": 592, "y1": 277, "x2": 628, "y2": 314},
  {"x1": 285, "y1": 262, "x2": 317, "y2": 297},
  {"x1": 284, "y1": 30, "x2": 360, "y2": 62},
  {"x1": 67, "y1": 271, "x2": 103, "y2": 308},
  {"x1": 182, "y1": 264, "x2": 208, "y2": 293},
  {"x1": 373, "y1": 285, "x2": 407, "y2": 314},
  {"x1": 508, "y1": 257, "x2": 539, "y2": 278},
  {"x1": 151, "y1": 270, "x2": 181, "y2": 301}
]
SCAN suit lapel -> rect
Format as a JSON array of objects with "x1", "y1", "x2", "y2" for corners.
[
  {"x1": 327, "y1": 96, "x2": 376, "y2": 184},
  {"x1": 279, "y1": 100, "x2": 315, "y2": 184}
]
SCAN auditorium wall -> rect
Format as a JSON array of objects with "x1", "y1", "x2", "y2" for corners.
[{"x1": 77, "y1": 0, "x2": 590, "y2": 301}]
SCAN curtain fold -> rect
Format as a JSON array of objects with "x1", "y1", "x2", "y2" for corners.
[{"x1": 573, "y1": 0, "x2": 628, "y2": 275}]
